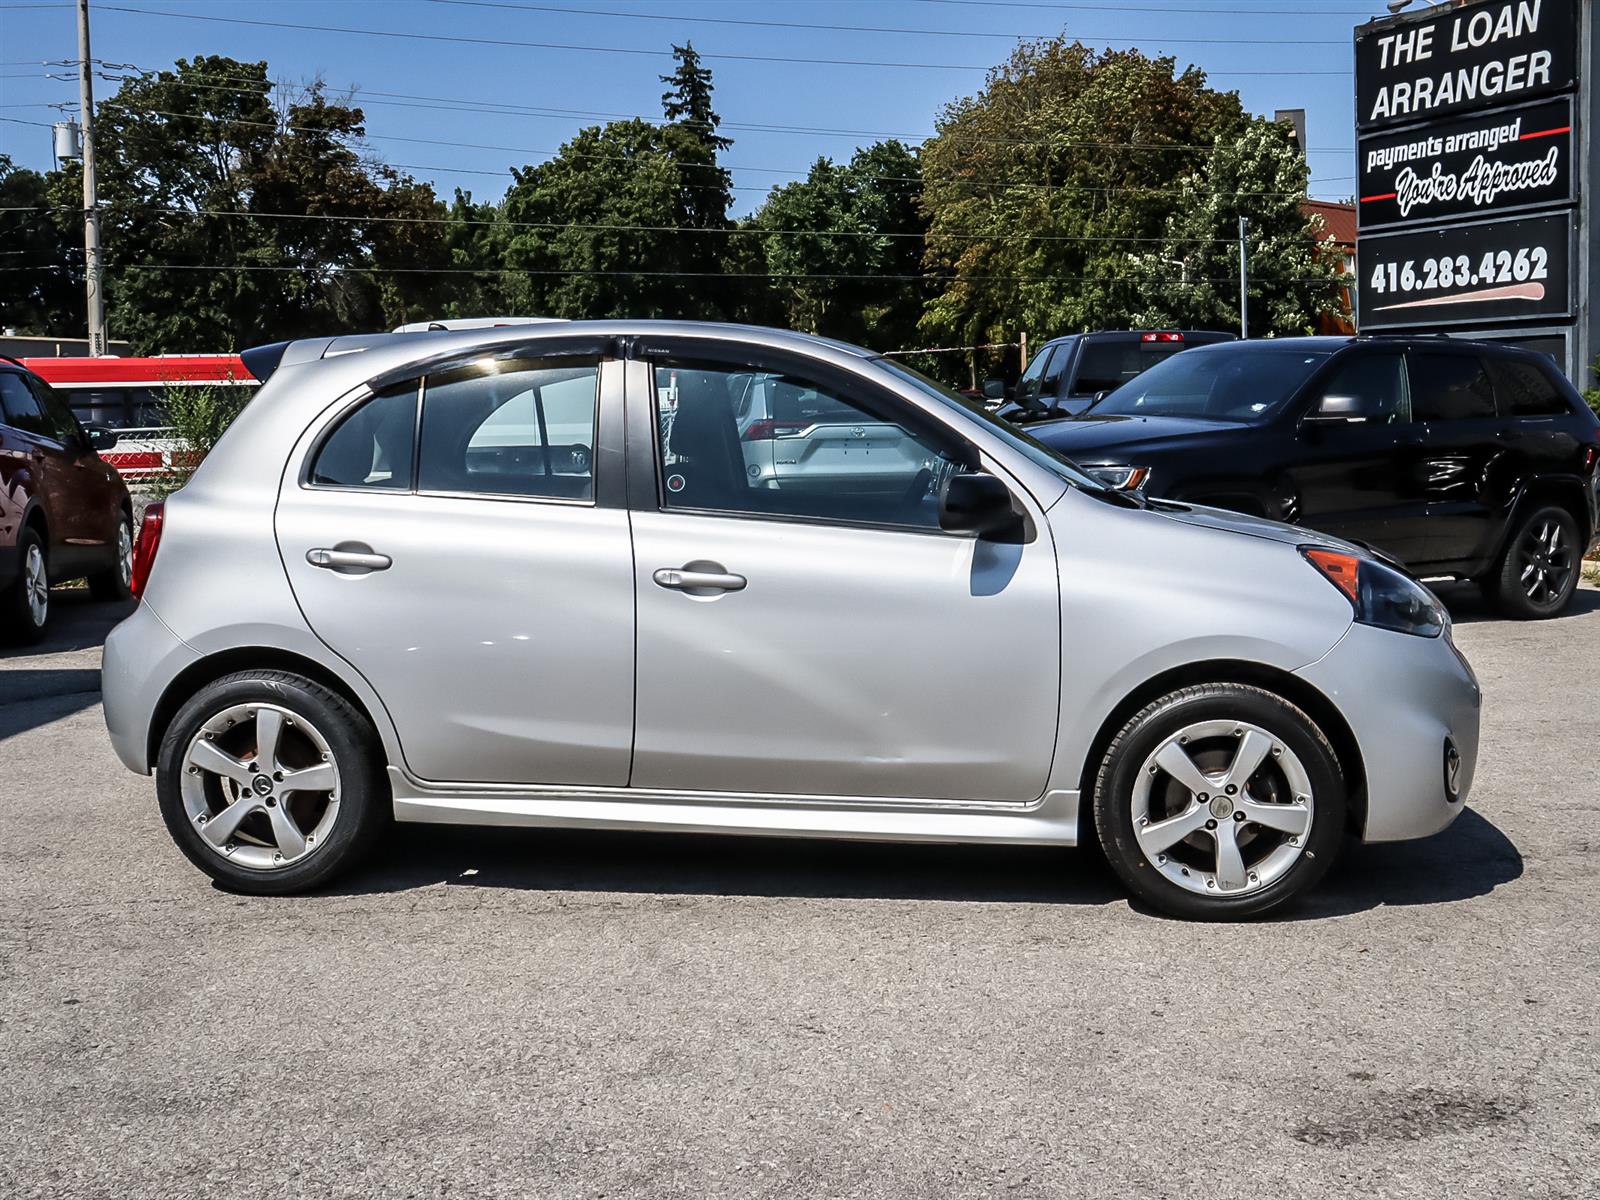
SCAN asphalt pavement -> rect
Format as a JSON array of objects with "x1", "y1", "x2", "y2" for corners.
[{"x1": 2, "y1": 586, "x2": 1597, "y2": 1199}]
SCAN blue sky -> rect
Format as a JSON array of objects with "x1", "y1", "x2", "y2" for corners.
[{"x1": 2, "y1": 0, "x2": 1381, "y2": 214}]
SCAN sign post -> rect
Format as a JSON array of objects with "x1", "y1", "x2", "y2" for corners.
[{"x1": 1354, "y1": 0, "x2": 1593, "y2": 388}]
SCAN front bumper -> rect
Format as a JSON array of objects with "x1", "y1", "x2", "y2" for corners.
[
  {"x1": 1294, "y1": 621, "x2": 1481, "y2": 842},
  {"x1": 102, "y1": 601, "x2": 199, "y2": 775}
]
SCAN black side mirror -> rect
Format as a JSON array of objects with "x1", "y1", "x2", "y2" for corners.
[
  {"x1": 982, "y1": 378, "x2": 1006, "y2": 401},
  {"x1": 82, "y1": 424, "x2": 118, "y2": 452},
  {"x1": 1304, "y1": 394, "x2": 1366, "y2": 423},
  {"x1": 939, "y1": 471, "x2": 1026, "y2": 541}
]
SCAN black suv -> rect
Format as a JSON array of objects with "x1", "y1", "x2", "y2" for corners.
[
  {"x1": 1031, "y1": 336, "x2": 1600, "y2": 618},
  {"x1": 996, "y1": 330, "x2": 1235, "y2": 424}
]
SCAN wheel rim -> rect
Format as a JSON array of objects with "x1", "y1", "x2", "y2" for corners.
[
  {"x1": 116, "y1": 520, "x2": 133, "y2": 589},
  {"x1": 1518, "y1": 516, "x2": 1573, "y2": 606},
  {"x1": 23, "y1": 542, "x2": 47, "y2": 628},
  {"x1": 1130, "y1": 719, "x2": 1314, "y2": 898},
  {"x1": 179, "y1": 703, "x2": 342, "y2": 871}
]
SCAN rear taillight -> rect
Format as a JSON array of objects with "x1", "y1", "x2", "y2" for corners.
[
  {"x1": 742, "y1": 419, "x2": 807, "y2": 441},
  {"x1": 130, "y1": 502, "x2": 164, "y2": 600},
  {"x1": 1141, "y1": 332, "x2": 1184, "y2": 343},
  {"x1": 1585, "y1": 428, "x2": 1599, "y2": 473}
]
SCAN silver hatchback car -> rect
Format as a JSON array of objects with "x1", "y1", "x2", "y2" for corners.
[{"x1": 102, "y1": 322, "x2": 1482, "y2": 919}]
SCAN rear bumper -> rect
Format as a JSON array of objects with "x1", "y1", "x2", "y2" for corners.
[
  {"x1": 1295, "y1": 621, "x2": 1481, "y2": 842},
  {"x1": 101, "y1": 601, "x2": 199, "y2": 775}
]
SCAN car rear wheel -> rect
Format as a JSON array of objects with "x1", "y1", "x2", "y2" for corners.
[
  {"x1": 1092, "y1": 684, "x2": 1346, "y2": 920},
  {"x1": 1488, "y1": 504, "x2": 1580, "y2": 619},
  {"x1": 2, "y1": 528, "x2": 50, "y2": 644},
  {"x1": 88, "y1": 513, "x2": 133, "y2": 601},
  {"x1": 156, "y1": 671, "x2": 389, "y2": 894}
]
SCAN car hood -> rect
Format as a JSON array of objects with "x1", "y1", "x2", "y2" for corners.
[
  {"x1": 1145, "y1": 498, "x2": 1388, "y2": 563},
  {"x1": 1030, "y1": 413, "x2": 1239, "y2": 459}
]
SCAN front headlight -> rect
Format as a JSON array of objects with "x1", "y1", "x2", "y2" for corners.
[
  {"x1": 1086, "y1": 464, "x2": 1151, "y2": 490},
  {"x1": 1301, "y1": 547, "x2": 1446, "y2": 638}
]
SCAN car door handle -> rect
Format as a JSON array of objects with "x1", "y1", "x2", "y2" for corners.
[
  {"x1": 653, "y1": 566, "x2": 747, "y2": 592},
  {"x1": 307, "y1": 547, "x2": 392, "y2": 573}
]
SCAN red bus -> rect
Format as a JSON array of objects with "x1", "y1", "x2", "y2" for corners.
[{"x1": 22, "y1": 354, "x2": 256, "y2": 481}]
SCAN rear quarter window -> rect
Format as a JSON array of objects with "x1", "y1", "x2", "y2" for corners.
[{"x1": 1487, "y1": 358, "x2": 1570, "y2": 417}]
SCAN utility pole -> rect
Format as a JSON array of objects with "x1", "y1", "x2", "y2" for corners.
[
  {"x1": 1235, "y1": 214, "x2": 1248, "y2": 339},
  {"x1": 77, "y1": 0, "x2": 107, "y2": 356}
]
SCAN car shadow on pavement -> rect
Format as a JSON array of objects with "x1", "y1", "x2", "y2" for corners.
[
  {"x1": 1435, "y1": 580, "x2": 1600, "y2": 625},
  {"x1": 334, "y1": 806, "x2": 1520, "y2": 917},
  {"x1": 0, "y1": 667, "x2": 104, "y2": 739},
  {"x1": 0, "y1": 590, "x2": 134, "y2": 658}
]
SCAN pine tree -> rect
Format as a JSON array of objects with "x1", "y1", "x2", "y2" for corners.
[
  {"x1": 659, "y1": 43, "x2": 733, "y2": 235},
  {"x1": 660, "y1": 42, "x2": 730, "y2": 152}
]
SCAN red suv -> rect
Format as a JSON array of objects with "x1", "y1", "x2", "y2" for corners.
[{"x1": 1, "y1": 358, "x2": 134, "y2": 642}]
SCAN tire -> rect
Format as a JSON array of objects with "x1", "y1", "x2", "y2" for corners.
[
  {"x1": 155, "y1": 671, "x2": 389, "y2": 894},
  {"x1": 1486, "y1": 503, "x2": 1581, "y2": 620},
  {"x1": 1, "y1": 527, "x2": 50, "y2": 645},
  {"x1": 87, "y1": 512, "x2": 134, "y2": 601},
  {"x1": 1092, "y1": 684, "x2": 1346, "y2": 921}
]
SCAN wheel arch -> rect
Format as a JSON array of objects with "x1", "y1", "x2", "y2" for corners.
[
  {"x1": 1076, "y1": 658, "x2": 1369, "y2": 837},
  {"x1": 1499, "y1": 475, "x2": 1594, "y2": 555},
  {"x1": 147, "y1": 645, "x2": 386, "y2": 772}
]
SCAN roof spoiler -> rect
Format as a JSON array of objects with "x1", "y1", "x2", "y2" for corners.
[{"x1": 239, "y1": 340, "x2": 292, "y2": 384}]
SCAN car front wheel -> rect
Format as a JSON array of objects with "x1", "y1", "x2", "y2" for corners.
[
  {"x1": 1093, "y1": 684, "x2": 1346, "y2": 920},
  {"x1": 156, "y1": 671, "x2": 388, "y2": 894}
]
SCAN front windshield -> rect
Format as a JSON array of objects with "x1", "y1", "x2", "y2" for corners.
[
  {"x1": 1090, "y1": 345, "x2": 1332, "y2": 422},
  {"x1": 872, "y1": 358, "x2": 1110, "y2": 491}
]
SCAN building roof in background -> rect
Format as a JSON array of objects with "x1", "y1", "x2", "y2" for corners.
[{"x1": 1302, "y1": 200, "x2": 1355, "y2": 249}]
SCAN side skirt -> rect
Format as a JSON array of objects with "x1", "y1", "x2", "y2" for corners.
[{"x1": 390, "y1": 770, "x2": 1081, "y2": 847}]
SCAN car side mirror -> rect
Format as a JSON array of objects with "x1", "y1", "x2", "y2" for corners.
[
  {"x1": 939, "y1": 471, "x2": 1026, "y2": 541},
  {"x1": 982, "y1": 378, "x2": 1006, "y2": 401},
  {"x1": 82, "y1": 424, "x2": 118, "y2": 451},
  {"x1": 1305, "y1": 394, "x2": 1366, "y2": 423}
]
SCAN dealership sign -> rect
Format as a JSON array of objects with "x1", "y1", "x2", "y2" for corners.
[
  {"x1": 1357, "y1": 212, "x2": 1571, "y2": 329},
  {"x1": 1358, "y1": 97, "x2": 1573, "y2": 229},
  {"x1": 1356, "y1": 0, "x2": 1578, "y2": 130}
]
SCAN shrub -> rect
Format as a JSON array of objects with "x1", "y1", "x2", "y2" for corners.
[{"x1": 146, "y1": 382, "x2": 252, "y2": 500}]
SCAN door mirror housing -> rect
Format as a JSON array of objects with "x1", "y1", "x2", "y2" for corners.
[
  {"x1": 1305, "y1": 393, "x2": 1367, "y2": 423},
  {"x1": 982, "y1": 377, "x2": 1007, "y2": 401},
  {"x1": 939, "y1": 471, "x2": 1026, "y2": 541},
  {"x1": 82, "y1": 423, "x2": 118, "y2": 452}
]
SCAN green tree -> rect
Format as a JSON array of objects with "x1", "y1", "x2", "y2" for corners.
[
  {"x1": 45, "y1": 56, "x2": 452, "y2": 351},
  {"x1": 1127, "y1": 120, "x2": 1348, "y2": 336},
  {"x1": 749, "y1": 140, "x2": 925, "y2": 348},
  {"x1": 918, "y1": 40, "x2": 1248, "y2": 347},
  {"x1": 0, "y1": 155, "x2": 80, "y2": 335}
]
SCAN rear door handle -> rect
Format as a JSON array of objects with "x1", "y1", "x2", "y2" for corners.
[
  {"x1": 307, "y1": 547, "x2": 392, "y2": 574},
  {"x1": 653, "y1": 565, "x2": 747, "y2": 593}
]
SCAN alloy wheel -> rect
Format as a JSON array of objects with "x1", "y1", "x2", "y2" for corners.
[
  {"x1": 1517, "y1": 517, "x2": 1573, "y2": 606},
  {"x1": 179, "y1": 703, "x2": 341, "y2": 870},
  {"x1": 23, "y1": 542, "x2": 47, "y2": 629},
  {"x1": 1130, "y1": 719, "x2": 1314, "y2": 897},
  {"x1": 116, "y1": 520, "x2": 133, "y2": 590}
]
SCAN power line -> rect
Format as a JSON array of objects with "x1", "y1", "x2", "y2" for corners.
[
  {"x1": 1, "y1": 261, "x2": 1348, "y2": 286},
  {"x1": 12, "y1": 201, "x2": 1320, "y2": 247},
  {"x1": 93, "y1": 5, "x2": 1350, "y2": 74},
  {"x1": 414, "y1": 0, "x2": 1348, "y2": 44},
  {"x1": 904, "y1": 0, "x2": 1371, "y2": 14}
]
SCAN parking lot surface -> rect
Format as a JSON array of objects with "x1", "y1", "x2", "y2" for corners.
[{"x1": 2, "y1": 587, "x2": 1598, "y2": 1199}]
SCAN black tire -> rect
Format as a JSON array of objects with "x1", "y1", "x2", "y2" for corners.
[
  {"x1": 155, "y1": 670, "x2": 389, "y2": 894},
  {"x1": 1092, "y1": 683, "x2": 1346, "y2": 921},
  {"x1": 87, "y1": 511, "x2": 133, "y2": 601},
  {"x1": 1486, "y1": 503, "x2": 1581, "y2": 620},
  {"x1": 1, "y1": 526, "x2": 50, "y2": 645}
]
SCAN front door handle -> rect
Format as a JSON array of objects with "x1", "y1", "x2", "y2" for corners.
[
  {"x1": 653, "y1": 564, "x2": 747, "y2": 594},
  {"x1": 307, "y1": 546, "x2": 392, "y2": 574}
]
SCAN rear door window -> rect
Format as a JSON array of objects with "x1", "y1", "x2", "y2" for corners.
[
  {"x1": 1410, "y1": 353, "x2": 1495, "y2": 421},
  {"x1": 1487, "y1": 358, "x2": 1569, "y2": 417},
  {"x1": 1073, "y1": 340, "x2": 1182, "y2": 396},
  {"x1": 0, "y1": 373, "x2": 55, "y2": 439},
  {"x1": 309, "y1": 387, "x2": 418, "y2": 490}
]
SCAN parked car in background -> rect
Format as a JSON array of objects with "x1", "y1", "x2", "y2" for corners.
[
  {"x1": 22, "y1": 354, "x2": 256, "y2": 483},
  {"x1": 996, "y1": 330, "x2": 1235, "y2": 424},
  {"x1": 1030, "y1": 336, "x2": 1600, "y2": 618},
  {"x1": 1, "y1": 358, "x2": 134, "y2": 641},
  {"x1": 104, "y1": 321, "x2": 1480, "y2": 920}
]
